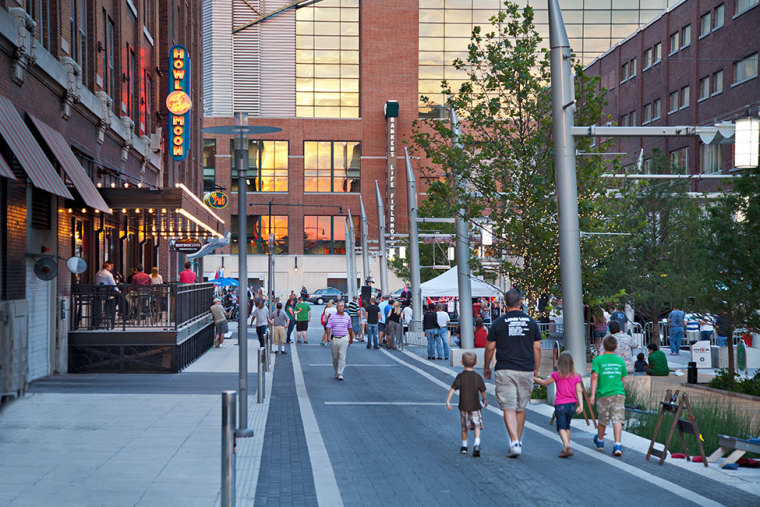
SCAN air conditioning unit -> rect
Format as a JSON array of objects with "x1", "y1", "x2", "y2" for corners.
[{"x1": 150, "y1": 127, "x2": 163, "y2": 153}]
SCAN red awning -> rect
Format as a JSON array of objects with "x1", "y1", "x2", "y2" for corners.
[
  {"x1": 28, "y1": 114, "x2": 111, "y2": 213},
  {"x1": 0, "y1": 151, "x2": 16, "y2": 180},
  {"x1": 0, "y1": 95, "x2": 72, "y2": 199}
]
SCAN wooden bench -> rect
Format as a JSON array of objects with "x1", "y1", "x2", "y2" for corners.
[{"x1": 707, "y1": 435, "x2": 760, "y2": 468}]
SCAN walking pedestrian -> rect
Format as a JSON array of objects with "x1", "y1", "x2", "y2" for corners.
[
  {"x1": 386, "y1": 301, "x2": 402, "y2": 350},
  {"x1": 179, "y1": 261, "x2": 196, "y2": 283},
  {"x1": 590, "y1": 335, "x2": 627, "y2": 457},
  {"x1": 321, "y1": 300, "x2": 337, "y2": 346},
  {"x1": 402, "y1": 303, "x2": 413, "y2": 340},
  {"x1": 285, "y1": 297, "x2": 297, "y2": 343},
  {"x1": 347, "y1": 295, "x2": 362, "y2": 341},
  {"x1": 435, "y1": 304, "x2": 451, "y2": 361},
  {"x1": 667, "y1": 306, "x2": 685, "y2": 355},
  {"x1": 474, "y1": 318, "x2": 487, "y2": 348},
  {"x1": 423, "y1": 303, "x2": 439, "y2": 360},
  {"x1": 534, "y1": 352, "x2": 583, "y2": 457},
  {"x1": 378, "y1": 296, "x2": 389, "y2": 345},
  {"x1": 326, "y1": 301, "x2": 354, "y2": 381},
  {"x1": 251, "y1": 300, "x2": 271, "y2": 349},
  {"x1": 359, "y1": 304, "x2": 367, "y2": 342},
  {"x1": 294, "y1": 296, "x2": 311, "y2": 344},
  {"x1": 591, "y1": 307, "x2": 607, "y2": 356},
  {"x1": 272, "y1": 302, "x2": 289, "y2": 354},
  {"x1": 483, "y1": 289, "x2": 541, "y2": 458},
  {"x1": 211, "y1": 298, "x2": 228, "y2": 348},
  {"x1": 365, "y1": 297, "x2": 380, "y2": 349},
  {"x1": 446, "y1": 352, "x2": 487, "y2": 457},
  {"x1": 609, "y1": 320, "x2": 637, "y2": 372}
]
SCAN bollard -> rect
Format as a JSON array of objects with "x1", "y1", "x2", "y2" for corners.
[
  {"x1": 257, "y1": 348, "x2": 265, "y2": 403},
  {"x1": 221, "y1": 391, "x2": 236, "y2": 507},
  {"x1": 265, "y1": 334, "x2": 271, "y2": 372}
]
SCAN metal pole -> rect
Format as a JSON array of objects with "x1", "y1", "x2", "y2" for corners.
[
  {"x1": 404, "y1": 147, "x2": 422, "y2": 332},
  {"x1": 221, "y1": 390, "x2": 236, "y2": 507},
  {"x1": 257, "y1": 348, "x2": 265, "y2": 403},
  {"x1": 234, "y1": 112, "x2": 251, "y2": 425},
  {"x1": 375, "y1": 181, "x2": 389, "y2": 295},
  {"x1": 344, "y1": 218, "x2": 354, "y2": 300},
  {"x1": 347, "y1": 210, "x2": 358, "y2": 297},
  {"x1": 268, "y1": 203, "x2": 274, "y2": 314},
  {"x1": 359, "y1": 197, "x2": 371, "y2": 285},
  {"x1": 549, "y1": 0, "x2": 586, "y2": 374},
  {"x1": 449, "y1": 107, "x2": 474, "y2": 350}
]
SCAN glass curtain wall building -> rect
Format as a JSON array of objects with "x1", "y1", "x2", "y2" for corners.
[{"x1": 419, "y1": 0, "x2": 684, "y2": 116}]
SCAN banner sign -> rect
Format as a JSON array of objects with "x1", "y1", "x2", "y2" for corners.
[
  {"x1": 172, "y1": 238, "x2": 203, "y2": 253},
  {"x1": 167, "y1": 45, "x2": 191, "y2": 161},
  {"x1": 385, "y1": 112, "x2": 397, "y2": 236},
  {"x1": 204, "y1": 191, "x2": 229, "y2": 209}
]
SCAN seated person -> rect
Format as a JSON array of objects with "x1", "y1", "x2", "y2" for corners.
[
  {"x1": 633, "y1": 352, "x2": 647, "y2": 376},
  {"x1": 645, "y1": 343, "x2": 669, "y2": 376},
  {"x1": 474, "y1": 318, "x2": 487, "y2": 348}
]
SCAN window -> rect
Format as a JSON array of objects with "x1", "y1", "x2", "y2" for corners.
[
  {"x1": 642, "y1": 158, "x2": 653, "y2": 174},
  {"x1": 713, "y1": 70, "x2": 724, "y2": 95},
  {"x1": 652, "y1": 99, "x2": 661, "y2": 120},
  {"x1": 70, "y1": 0, "x2": 88, "y2": 85},
  {"x1": 304, "y1": 216, "x2": 348, "y2": 255},
  {"x1": 629, "y1": 58, "x2": 637, "y2": 77},
  {"x1": 230, "y1": 140, "x2": 289, "y2": 193},
  {"x1": 203, "y1": 139, "x2": 216, "y2": 192},
  {"x1": 670, "y1": 148, "x2": 689, "y2": 174},
  {"x1": 680, "y1": 86, "x2": 690, "y2": 109},
  {"x1": 714, "y1": 4, "x2": 724, "y2": 29},
  {"x1": 28, "y1": 0, "x2": 52, "y2": 50},
  {"x1": 231, "y1": 215, "x2": 289, "y2": 255},
  {"x1": 145, "y1": 0, "x2": 153, "y2": 34},
  {"x1": 701, "y1": 143, "x2": 721, "y2": 174},
  {"x1": 620, "y1": 62, "x2": 628, "y2": 83},
  {"x1": 654, "y1": 42, "x2": 662, "y2": 63},
  {"x1": 630, "y1": 110, "x2": 637, "y2": 126},
  {"x1": 304, "y1": 141, "x2": 360, "y2": 193},
  {"x1": 126, "y1": 46, "x2": 135, "y2": 118},
  {"x1": 643, "y1": 103, "x2": 652, "y2": 124},
  {"x1": 700, "y1": 13, "x2": 711, "y2": 37},
  {"x1": 144, "y1": 72, "x2": 152, "y2": 134},
  {"x1": 681, "y1": 25, "x2": 691, "y2": 48},
  {"x1": 736, "y1": 0, "x2": 759, "y2": 17},
  {"x1": 620, "y1": 113, "x2": 627, "y2": 126},
  {"x1": 669, "y1": 32, "x2": 679, "y2": 54},
  {"x1": 734, "y1": 53, "x2": 758, "y2": 85},
  {"x1": 699, "y1": 77, "x2": 710, "y2": 100},
  {"x1": 643, "y1": 48, "x2": 652, "y2": 69},
  {"x1": 669, "y1": 91, "x2": 679, "y2": 113}
]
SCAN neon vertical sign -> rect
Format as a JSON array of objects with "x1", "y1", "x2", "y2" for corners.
[{"x1": 167, "y1": 45, "x2": 191, "y2": 161}]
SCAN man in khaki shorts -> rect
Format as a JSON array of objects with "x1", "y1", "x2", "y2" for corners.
[{"x1": 484, "y1": 289, "x2": 541, "y2": 458}]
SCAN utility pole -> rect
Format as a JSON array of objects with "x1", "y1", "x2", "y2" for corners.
[
  {"x1": 375, "y1": 181, "x2": 389, "y2": 295},
  {"x1": 234, "y1": 112, "x2": 251, "y2": 420},
  {"x1": 404, "y1": 147, "x2": 422, "y2": 334},
  {"x1": 347, "y1": 209, "x2": 358, "y2": 299},
  {"x1": 359, "y1": 196, "x2": 371, "y2": 285},
  {"x1": 344, "y1": 218, "x2": 354, "y2": 300}
]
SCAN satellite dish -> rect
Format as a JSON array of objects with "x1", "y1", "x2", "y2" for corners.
[
  {"x1": 34, "y1": 257, "x2": 58, "y2": 281},
  {"x1": 66, "y1": 256, "x2": 87, "y2": 274}
]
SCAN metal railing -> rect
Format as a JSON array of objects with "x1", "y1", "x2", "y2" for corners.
[{"x1": 71, "y1": 282, "x2": 215, "y2": 331}]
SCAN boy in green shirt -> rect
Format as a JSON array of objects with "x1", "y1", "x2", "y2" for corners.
[
  {"x1": 645, "y1": 343, "x2": 670, "y2": 376},
  {"x1": 294, "y1": 297, "x2": 312, "y2": 344},
  {"x1": 590, "y1": 335, "x2": 627, "y2": 457}
]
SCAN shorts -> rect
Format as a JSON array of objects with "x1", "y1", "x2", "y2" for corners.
[
  {"x1": 460, "y1": 410, "x2": 483, "y2": 431},
  {"x1": 296, "y1": 320, "x2": 309, "y2": 332},
  {"x1": 596, "y1": 394, "x2": 625, "y2": 426},
  {"x1": 494, "y1": 369, "x2": 534, "y2": 412},
  {"x1": 272, "y1": 326, "x2": 286, "y2": 345},
  {"x1": 378, "y1": 323, "x2": 386, "y2": 333},
  {"x1": 554, "y1": 403, "x2": 576, "y2": 431},
  {"x1": 214, "y1": 320, "x2": 228, "y2": 335}
]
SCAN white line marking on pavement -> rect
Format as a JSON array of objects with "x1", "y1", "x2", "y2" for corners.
[
  {"x1": 382, "y1": 349, "x2": 723, "y2": 507},
  {"x1": 290, "y1": 343, "x2": 344, "y2": 507},
  {"x1": 324, "y1": 402, "x2": 444, "y2": 406},
  {"x1": 308, "y1": 364, "x2": 396, "y2": 367}
]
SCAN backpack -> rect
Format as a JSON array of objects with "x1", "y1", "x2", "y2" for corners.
[{"x1": 321, "y1": 310, "x2": 328, "y2": 326}]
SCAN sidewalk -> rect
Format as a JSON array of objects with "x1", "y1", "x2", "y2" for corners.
[{"x1": 0, "y1": 323, "x2": 273, "y2": 507}]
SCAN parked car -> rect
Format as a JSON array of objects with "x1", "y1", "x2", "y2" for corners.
[{"x1": 307, "y1": 287, "x2": 347, "y2": 305}]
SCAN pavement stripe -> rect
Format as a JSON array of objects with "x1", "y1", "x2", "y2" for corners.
[
  {"x1": 324, "y1": 401, "x2": 444, "y2": 406},
  {"x1": 382, "y1": 349, "x2": 723, "y2": 507},
  {"x1": 308, "y1": 363, "x2": 396, "y2": 367},
  {"x1": 290, "y1": 343, "x2": 344, "y2": 507}
]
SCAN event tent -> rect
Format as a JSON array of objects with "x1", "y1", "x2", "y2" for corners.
[{"x1": 419, "y1": 266, "x2": 502, "y2": 299}]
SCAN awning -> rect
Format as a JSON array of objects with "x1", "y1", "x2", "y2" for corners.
[
  {"x1": 27, "y1": 114, "x2": 111, "y2": 213},
  {"x1": 0, "y1": 151, "x2": 16, "y2": 180},
  {"x1": 0, "y1": 95, "x2": 72, "y2": 199}
]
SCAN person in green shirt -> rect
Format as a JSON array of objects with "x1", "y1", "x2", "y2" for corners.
[
  {"x1": 645, "y1": 343, "x2": 670, "y2": 376},
  {"x1": 590, "y1": 335, "x2": 627, "y2": 457},
  {"x1": 294, "y1": 297, "x2": 312, "y2": 344}
]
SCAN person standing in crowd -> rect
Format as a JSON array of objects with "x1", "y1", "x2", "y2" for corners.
[
  {"x1": 474, "y1": 318, "x2": 488, "y2": 348},
  {"x1": 294, "y1": 296, "x2": 311, "y2": 344},
  {"x1": 365, "y1": 297, "x2": 380, "y2": 349},
  {"x1": 484, "y1": 289, "x2": 541, "y2": 458},
  {"x1": 95, "y1": 261, "x2": 116, "y2": 285},
  {"x1": 251, "y1": 300, "x2": 271, "y2": 349},
  {"x1": 125, "y1": 266, "x2": 138, "y2": 284},
  {"x1": 423, "y1": 303, "x2": 439, "y2": 360},
  {"x1": 359, "y1": 303, "x2": 367, "y2": 343},
  {"x1": 400, "y1": 285, "x2": 411, "y2": 307},
  {"x1": 609, "y1": 320, "x2": 637, "y2": 373},
  {"x1": 386, "y1": 301, "x2": 403, "y2": 350},
  {"x1": 300, "y1": 285, "x2": 309, "y2": 300},
  {"x1": 321, "y1": 300, "x2": 337, "y2": 346},
  {"x1": 402, "y1": 303, "x2": 413, "y2": 339},
  {"x1": 285, "y1": 297, "x2": 297, "y2": 344},
  {"x1": 326, "y1": 301, "x2": 354, "y2": 381},
  {"x1": 591, "y1": 307, "x2": 607, "y2": 356},
  {"x1": 211, "y1": 298, "x2": 228, "y2": 348},
  {"x1": 347, "y1": 295, "x2": 362, "y2": 342},
  {"x1": 667, "y1": 306, "x2": 685, "y2": 355},
  {"x1": 435, "y1": 304, "x2": 451, "y2": 361},
  {"x1": 472, "y1": 298, "x2": 482, "y2": 320},
  {"x1": 609, "y1": 306, "x2": 626, "y2": 333},
  {"x1": 378, "y1": 295, "x2": 389, "y2": 346},
  {"x1": 271, "y1": 302, "x2": 289, "y2": 354},
  {"x1": 131, "y1": 264, "x2": 151, "y2": 285},
  {"x1": 714, "y1": 313, "x2": 730, "y2": 347},
  {"x1": 481, "y1": 299, "x2": 491, "y2": 326},
  {"x1": 179, "y1": 261, "x2": 197, "y2": 283},
  {"x1": 149, "y1": 267, "x2": 163, "y2": 284},
  {"x1": 699, "y1": 314, "x2": 715, "y2": 342}
]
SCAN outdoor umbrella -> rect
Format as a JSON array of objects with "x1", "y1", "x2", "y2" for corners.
[{"x1": 212, "y1": 277, "x2": 239, "y2": 287}]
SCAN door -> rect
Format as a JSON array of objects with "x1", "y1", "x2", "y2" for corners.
[{"x1": 26, "y1": 258, "x2": 52, "y2": 381}]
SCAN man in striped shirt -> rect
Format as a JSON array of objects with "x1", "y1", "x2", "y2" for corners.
[
  {"x1": 346, "y1": 295, "x2": 362, "y2": 341},
  {"x1": 327, "y1": 301, "x2": 354, "y2": 381}
]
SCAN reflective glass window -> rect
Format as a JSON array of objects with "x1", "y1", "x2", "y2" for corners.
[
  {"x1": 713, "y1": 70, "x2": 723, "y2": 94},
  {"x1": 304, "y1": 216, "x2": 350, "y2": 255},
  {"x1": 700, "y1": 13, "x2": 711, "y2": 37},
  {"x1": 714, "y1": 4, "x2": 724, "y2": 29},
  {"x1": 203, "y1": 139, "x2": 216, "y2": 193},
  {"x1": 231, "y1": 215, "x2": 288, "y2": 255},
  {"x1": 304, "y1": 141, "x2": 361, "y2": 193},
  {"x1": 230, "y1": 140, "x2": 288, "y2": 193},
  {"x1": 669, "y1": 91, "x2": 678, "y2": 113},
  {"x1": 680, "y1": 86, "x2": 689, "y2": 109},
  {"x1": 734, "y1": 53, "x2": 758, "y2": 84}
]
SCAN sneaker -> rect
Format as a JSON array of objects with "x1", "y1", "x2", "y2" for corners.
[
  {"x1": 507, "y1": 442, "x2": 521, "y2": 458},
  {"x1": 460, "y1": 446, "x2": 468, "y2": 454},
  {"x1": 337, "y1": 375, "x2": 344, "y2": 381},
  {"x1": 473, "y1": 446, "x2": 481, "y2": 457},
  {"x1": 593, "y1": 435, "x2": 604, "y2": 451},
  {"x1": 274, "y1": 351, "x2": 278, "y2": 355},
  {"x1": 373, "y1": 346, "x2": 379, "y2": 349},
  {"x1": 613, "y1": 444, "x2": 623, "y2": 457},
  {"x1": 281, "y1": 351, "x2": 287, "y2": 355},
  {"x1": 367, "y1": 346, "x2": 371, "y2": 349}
]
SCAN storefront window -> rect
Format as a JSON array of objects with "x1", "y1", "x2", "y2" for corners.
[{"x1": 304, "y1": 141, "x2": 360, "y2": 193}]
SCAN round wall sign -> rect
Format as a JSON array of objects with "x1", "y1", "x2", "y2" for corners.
[{"x1": 166, "y1": 90, "x2": 192, "y2": 115}]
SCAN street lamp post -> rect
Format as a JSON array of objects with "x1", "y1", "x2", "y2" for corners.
[
  {"x1": 404, "y1": 147, "x2": 423, "y2": 335},
  {"x1": 359, "y1": 196, "x2": 371, "y2": 285}
]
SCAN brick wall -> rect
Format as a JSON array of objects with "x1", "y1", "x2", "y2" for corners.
[{"x1": 2, "y1": 174, "x2": 27, "y2": 300}]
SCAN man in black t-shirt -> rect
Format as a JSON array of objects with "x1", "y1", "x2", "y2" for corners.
[
  {"x1": 365, "y1": 298, "x2": 381, "y2": 349},
  {"x1": 484, "y1": 289, "x2": 541, "y2": 458}
]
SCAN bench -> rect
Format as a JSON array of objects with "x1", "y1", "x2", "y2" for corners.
[{"x1": 707, "y1": 434, "x2": 760, "y2": 468}]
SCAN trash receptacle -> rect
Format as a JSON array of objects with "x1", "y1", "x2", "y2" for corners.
[
  {"x1": 687, "y1": 361, "x2": 698, "y2": 384},
  {"x1": 690, "y1": 340, "x2": 711, "y2": 368}
]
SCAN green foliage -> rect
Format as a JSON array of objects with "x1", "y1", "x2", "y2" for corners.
[
  {"x1": 708, "y1": 369, "x2": 760, "y2": 397},
  {"x1": 531, "y1": 383, "x2": 547, "y2": 400}
]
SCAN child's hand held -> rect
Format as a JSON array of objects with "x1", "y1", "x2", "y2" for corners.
[{"x1": 446, "y1": 403, "x2": 452, "y2": 410}]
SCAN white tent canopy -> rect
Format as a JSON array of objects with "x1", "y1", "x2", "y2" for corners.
[{"x1": 419, "y1": 266, "x2": 502, "y2": 299}]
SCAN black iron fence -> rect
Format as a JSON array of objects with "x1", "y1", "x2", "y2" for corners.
[{"x1": 71, "y1": 282, "x2": 215, "y2": 331}]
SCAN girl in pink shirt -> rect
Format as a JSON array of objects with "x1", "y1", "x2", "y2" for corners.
[{"x1": 534, "y1": 352, "x2": 583, "y2": 458}]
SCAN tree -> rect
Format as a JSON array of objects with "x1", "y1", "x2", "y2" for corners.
[{"x1": 409, "y1": 1, "x2": 616, "y2": 313}]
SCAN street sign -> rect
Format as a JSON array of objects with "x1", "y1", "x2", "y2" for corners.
[
  {"x1": 173, "y1": 238, "x2": 203, "y2": 253},
  {"x1": 204, "y1": 191, "x2": 229, "y2": 209}
]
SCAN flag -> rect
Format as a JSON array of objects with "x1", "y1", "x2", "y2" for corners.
[{"x1": 214, "y1": 267, "x2": 223, "y2": 279}]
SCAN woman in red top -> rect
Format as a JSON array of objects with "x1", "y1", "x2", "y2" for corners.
[{"x1": 474, "y1": 317, "x2": 488, "y2": 348}]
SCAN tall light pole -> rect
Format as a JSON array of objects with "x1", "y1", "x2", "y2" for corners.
[
  {"x1": 344, "y1": 218, "x2": 354, "y2": 299},
  {"x1": 347, "y1": 210, "x2": 358, "y2": 299},
  {"x1": 375, "y1": 181, "x2": 389, "y2": 295},
  {"x1": 404, "y1": 147, "x2": 422, "y2": 333},
  {"x1": 359, "y1": 196, "x2": 371, "y2": 285},
  {"x1": 549, "y1": 0, "x2": 586, "y2": 374},
  {"x1": 450, "y1": 106, "x2": 474, "y2": 349}
]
